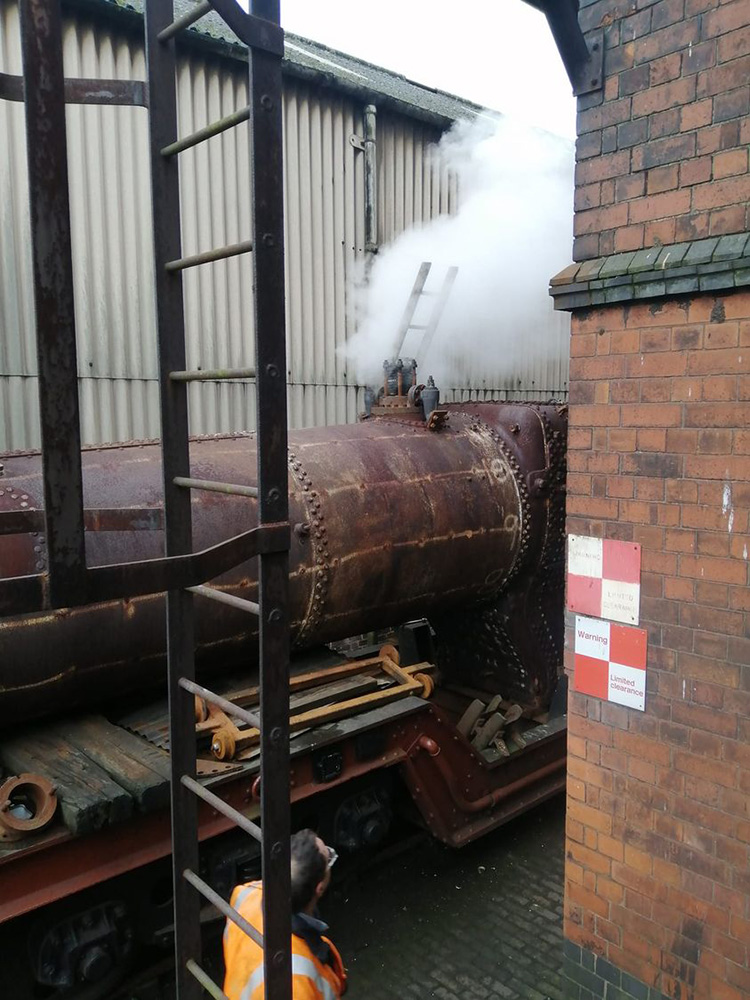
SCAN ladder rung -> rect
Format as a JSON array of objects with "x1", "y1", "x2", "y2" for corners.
[
  {"x1": 179, "y1": 676, "x2": 261, "y2": 730},
  {"x1": 181, "y1": 775, "x2": 262, "y2": 842},
  {"x1": 162, "y1": 105, "x2": 250, "y2": 158},
  {"x1": 158, "y1": 0, "x2": 212, "y2": 42},
  {"x1": 166, "y1": 239, "x2": 253, "y2": 272},
  {"x1": 169, "y1": 366, "x2": 256, "y2": 382},
  {"x1": 175, "y1": 477, "x2": 258, "y2": 499},
  {"x1": 408, "y1": 324, "x2": 428, "y2": 330},
  {"x1": 188, "y1": 585, "x2": 260, "y2": 618},
  {"x1": 185, "y1": 960, "x2": 228, "y2": 1000},
  {"x1": 183, "y1": 870, "x2": 264, "y2": 948}
]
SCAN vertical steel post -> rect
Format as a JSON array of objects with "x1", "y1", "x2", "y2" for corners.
[
  {"x1": 144, "y1": 2, "x2": 201, "y2": 997},
  {"x1": 250, "y1": 2, "x2": 292, "y2": 997},
  {"x1": 19, "y1": 0, "x2": 87, "y2": 608}
]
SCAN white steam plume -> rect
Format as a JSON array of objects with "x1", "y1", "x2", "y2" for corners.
[{"x1": 344, "y1": 115, "x2": 574, "y2": 395}]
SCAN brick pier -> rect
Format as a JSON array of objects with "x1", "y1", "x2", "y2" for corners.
[{"x1": 550, "y1": 1, "x2": 750, "y2": 998}]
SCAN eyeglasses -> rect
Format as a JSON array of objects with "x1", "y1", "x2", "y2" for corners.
[{"x1": 326, "y1": 845, "x2": 338, "y2": 869}]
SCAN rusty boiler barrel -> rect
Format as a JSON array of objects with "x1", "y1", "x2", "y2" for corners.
[{"x1": 0, "y1": 403, "x2": 564, "y2": 723}]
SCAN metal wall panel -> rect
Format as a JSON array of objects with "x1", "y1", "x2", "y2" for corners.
[
  {"x1": 0, "y1": 1, "x2": 566, "y2": 452},
  {"x1": 377, "y1": 112, "x2": 458, "y2": 246},
  {"x1": 442, "y1": 308, "x2": 570, "y2": 403}
]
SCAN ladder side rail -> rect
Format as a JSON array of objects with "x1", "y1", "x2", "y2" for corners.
[
  {"x1": 392, "y1": 260, "x2": 431, "y2": 359},
  {"x1": 144, "y1": 0, "x2": 202, "y2": 996},
  {"x1": 249, "y1": 2, "x2": 292, "y2": 996},
  {"x1": 19, "y1": 0, "x2": 87, "y2": 609},
  {"x1": 415, "y1": 265, "x2": 459, "y2": 369}
]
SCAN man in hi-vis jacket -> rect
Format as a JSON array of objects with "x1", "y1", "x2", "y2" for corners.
[{"x1": 223, "y1": 829, "x2": 347, "y2": 1000}]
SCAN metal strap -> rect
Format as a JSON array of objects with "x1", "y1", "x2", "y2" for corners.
[
  {"x1": 207, "y1": 0, "x2": 284, "y2": 55},
  {"x1": 0, "y1": 507, "x2": 163, "y2": 535},
  {"x1": 0, "y1": 522, "x2": 288, "y2": 617},
  {"x1": 0, "y1": 71, "x2": 147, "y2": 106}
]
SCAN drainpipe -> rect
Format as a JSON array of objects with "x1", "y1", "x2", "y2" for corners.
[{"x1": 364, "y1": 104, "x2": 378, "y2": 255}]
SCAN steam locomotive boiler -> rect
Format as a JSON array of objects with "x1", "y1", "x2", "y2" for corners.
[{"x1": 0, "y1": 393, "x2": 567, "y2": 998}]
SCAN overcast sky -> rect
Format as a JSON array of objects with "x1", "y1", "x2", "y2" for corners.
[{"x1": 280, "y1": 1, "x2": 577, "y2": 139}]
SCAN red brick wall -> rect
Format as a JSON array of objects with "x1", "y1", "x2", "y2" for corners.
[
  {"x1": 564, "y1": 292, "x2": 750, "y2": 998},
  {"x1": 574, "y1": 0, "x2": 750, "y2": 260}
]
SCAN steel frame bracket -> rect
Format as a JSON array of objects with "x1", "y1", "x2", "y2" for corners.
[
  {"x1": 568, "y1": 28, "x2": 603, "y2": 96},
  {"x1": 0, "y1": 70, "x2": 147, "y2": 106},
  {"x1": 522, "y1": 1, "x2": 604, "y2": 96}
]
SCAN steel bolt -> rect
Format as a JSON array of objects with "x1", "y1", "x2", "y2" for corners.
[
  {"x1": 268, "y1": 608, "x2": 282, "y2": 623},
  {"x1": 266, "y1": 363, "x2": 279, "y2": 378},
  {"x1": 270, "y1": 727, "x2": 283, "y2": 742},
  {"x1": 271, "y1": 841, "x2": 283, "y2": 859},
  {"x1": 267, "y1": 487, "x2": 280, "y2": 503},
  {"x1": 261, "y1": 94, "x2": 274, "y2": 110}
]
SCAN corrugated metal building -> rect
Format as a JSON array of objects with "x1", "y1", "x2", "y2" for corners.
[{"x1": 0, "y1": 0, "x2": 569, "y2": 451}]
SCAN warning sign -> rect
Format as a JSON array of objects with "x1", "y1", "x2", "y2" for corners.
[
  {"x1": 567, "y1": 535, "x2": 641, "y2": 625},
  {"x1": 573, "y1": 615, "x2": 648, "y2": 711}
]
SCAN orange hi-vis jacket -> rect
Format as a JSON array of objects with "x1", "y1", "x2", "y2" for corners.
[{"x1": 223, "y1": 882, "x2": 347, "y2": 1000}]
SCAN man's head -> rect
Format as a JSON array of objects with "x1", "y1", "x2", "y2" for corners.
[{"x1": 290, "y1": 829, "x2": 334, "y2": 914}]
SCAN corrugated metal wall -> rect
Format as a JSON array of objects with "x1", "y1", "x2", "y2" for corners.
[
  {"x1": 377, "y1": 112, "x2": 458, "y2": 246},
  {"x1": 0, "y1": 1, "x2": 566, "y2": 451}
]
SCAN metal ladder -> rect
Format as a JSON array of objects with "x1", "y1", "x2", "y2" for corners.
[
  {"x1": 144, "y1": 1, "x2": 291, "y2": 997},
  {"x1": 393, "y1": 261, "x2": 459, "y2": 367},
  {"x1": 7, "y1": 0, "x2": 292, "y2": 997}
]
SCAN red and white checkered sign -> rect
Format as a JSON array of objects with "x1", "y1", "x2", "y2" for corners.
[
  {"x1": 573, "y1": 615, "x2": 648, "y2": 711},
  {"x1": 567, "y1": 535, "x2": 641, "y2": 625}
]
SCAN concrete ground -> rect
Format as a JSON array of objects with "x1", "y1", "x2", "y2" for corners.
[{"x1": 323, "y1": 793, "x2": 566, "y2": 1000}]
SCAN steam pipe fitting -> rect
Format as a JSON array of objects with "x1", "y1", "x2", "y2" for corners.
[{"x1": 417, "y1": 735, "x2": 440, "y2": 757}]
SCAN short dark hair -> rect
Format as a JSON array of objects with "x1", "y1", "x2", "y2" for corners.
[{"x1": 290, "y1": 829, "x2": 326, "y2": 912}]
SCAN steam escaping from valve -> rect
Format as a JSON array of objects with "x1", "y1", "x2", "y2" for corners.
[{"x1": 343, "y1": 115, "x2": 574, "y2": 396}]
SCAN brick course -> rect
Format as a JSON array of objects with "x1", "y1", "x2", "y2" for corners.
[{"x1": 574, "y1": 0, "x2": 750, "y2": 260}]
